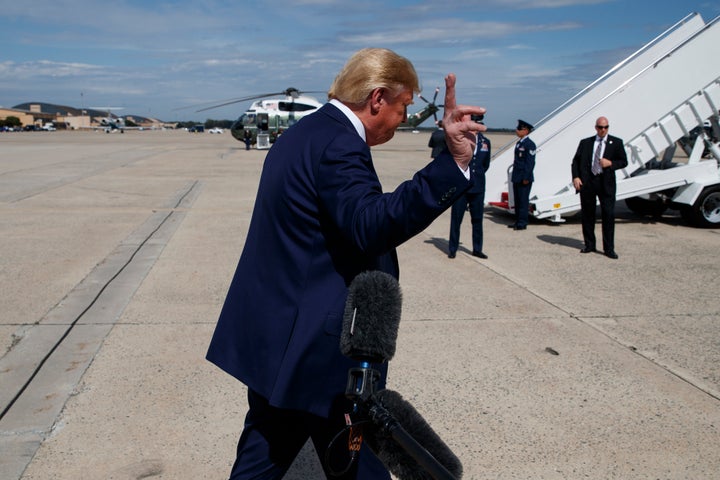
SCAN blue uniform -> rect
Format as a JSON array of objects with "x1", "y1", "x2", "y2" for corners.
[
  {"x1": 511, "y1": 135, "x2": 536, "y2": 228},
  {"x1": 449, "y1": 133, "x2": 491, "y2": 255}
]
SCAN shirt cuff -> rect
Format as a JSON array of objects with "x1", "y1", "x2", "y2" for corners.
[{"x1": 458, "y1": 164, "x2": 470, "y2": 180}]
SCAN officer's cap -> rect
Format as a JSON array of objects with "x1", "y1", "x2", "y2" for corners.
[{"x1": 516, "y1": 119, "x2": 534, "y2": 131}]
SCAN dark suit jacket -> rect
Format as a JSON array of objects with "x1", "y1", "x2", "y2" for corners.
[
  {"x1": 428, "y1": 128, "x2": 447, "y2": 158},
  {"x1": 207, "y1": 103, "x2": 471, "y2": 417},
  {"x1": 571, "y1": 134, "x2": 628, "y2": 195}
]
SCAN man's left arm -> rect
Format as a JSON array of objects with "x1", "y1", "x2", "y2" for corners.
[
  {"x1": 528, "y1": 140, "x2": 536, "y2": 175},
  {"x1": 609, "y1": 137, "x2": 628, "y2": 170},
  {"x1": 482, "y1": 138, "x2": 491, "y2": 172},
  {"x1": 521, "y1": 139, "x2": 536, "y2": 183}
]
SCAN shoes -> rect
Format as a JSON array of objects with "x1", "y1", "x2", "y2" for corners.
[
  {"x1": 507, "y1": 223, "x2": 516, "y2": 228},
  {"x1": 605, "y1": 251, "x2": 619, "y2": 259},
  {"x1": 579, "y1": 247, "x2": 596, "y2": 253},
  {"x1": 472, "y1": 251, "x2": 488, "y2": 259},
  {"x1": 448, "y1": 252, "x2": 456, "y2": 259},
  {"x1": 513, "y1": 225, "x2": 527, "y2": 230}
]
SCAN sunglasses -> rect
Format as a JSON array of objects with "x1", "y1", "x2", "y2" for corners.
[{"x1": 595, "y1": 125, "x2": 609, "y2": 129}]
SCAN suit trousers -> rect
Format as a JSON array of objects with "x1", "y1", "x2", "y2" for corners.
[
  {"x1": 448, "y1": 192, "x2": 485, "y2": 254},
  {"x1": 579, "y1": 175, "x2": 616, "y2": 253},
  {"x1": 513, "y1": 182, "x2": 532, "y2": 228},
  {"x1": 229, "y1": 389, "x2": 390, "y2": 480}
]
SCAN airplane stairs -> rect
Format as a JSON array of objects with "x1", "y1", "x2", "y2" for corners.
[{"x1": 485, "y1": 12, "x2": 720, "y2": 223}]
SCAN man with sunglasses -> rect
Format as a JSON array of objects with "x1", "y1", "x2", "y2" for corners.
[{"x1": 571, "y1": 116, "x2": 628, "y2": 259}]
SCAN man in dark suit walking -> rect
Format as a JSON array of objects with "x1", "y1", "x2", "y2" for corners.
[
  {"x1": 571, "y1": 116, "x2": 628, "y2": 259},
  {"x1": 206, "y1": 48, "x2": 486, "y2": 480}
]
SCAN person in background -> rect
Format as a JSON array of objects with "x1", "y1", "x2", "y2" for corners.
[
  {"x1": 428, "y1": 120, "x2": 447, "y2": 158},
  {"x1": 508, "y1": 119, "x2": 535, "y2": 230},
  {"x1": 571, "y1": 116, "x2": 628, "y2": 259},
  {"x1": 243, "y1": 128, "x2": 253, "y2": 150},
  {"x1": 448, "y1": 114, "x2": 491, "y2": 259},
  {"x1": 206, "y1": 48, "x2": 486, "y2": 480}
]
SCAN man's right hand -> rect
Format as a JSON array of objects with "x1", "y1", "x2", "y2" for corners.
[{"x1": 442, "y1": 73, "x2": 486, "y2": 170}]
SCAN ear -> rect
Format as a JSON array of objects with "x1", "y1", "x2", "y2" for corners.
[{"x1": 369, "y1": 88, "x2": 385, "y2": 114}]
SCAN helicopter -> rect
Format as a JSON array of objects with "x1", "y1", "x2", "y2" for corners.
[
  {"x1": 197, "y1": 88, "x2": 324, "y2": 146},
  {"x1": 195, "y1": 86, "x2": 444, "y2": 148},
  {"x1": 404, "y1": 86, "x2": 443, "y2": 131}
]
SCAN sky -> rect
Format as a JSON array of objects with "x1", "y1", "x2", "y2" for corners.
[{"x1": 1, "y1": 0, "x2": 719, "y2": 128}]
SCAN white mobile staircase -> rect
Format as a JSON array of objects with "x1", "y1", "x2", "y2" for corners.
[{"x1": 486, "y1": 12, "x2": 720, "y2": 227}]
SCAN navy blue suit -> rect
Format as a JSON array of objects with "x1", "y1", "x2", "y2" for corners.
[
  {"x1": 428, "y1": 127, "x2": 447, "y2": 158},
  {"x1": 448, "y1": 134, "x2": 491, "y2": 254},
  {"x1": 207, "y1": 103, "x2": 471, "y2": 478},
  {"x1": 511, "y1": 136, "x2": 536, "y2": 228}
]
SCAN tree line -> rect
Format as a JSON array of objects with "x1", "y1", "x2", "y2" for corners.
[{"x1": 174, "y1": 119, "x2": 234, "y2": 129}]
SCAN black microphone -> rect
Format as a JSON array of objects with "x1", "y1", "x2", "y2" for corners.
[
  {"x1": 340, "y1": 270, "x2": 402, "y2": 364},
  {"x1": 366, "y1": 389, "x2": 463, "y2": 480},
  {"x1": 337, "y1": 271, "x2": 462, "y2": 479}
]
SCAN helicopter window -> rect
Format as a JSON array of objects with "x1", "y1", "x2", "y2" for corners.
[
  {"x1": 272, "y1": 116, "x2": 289, "y2": 127},
  {"x1": 278, "y1": 101, "x2": 317, "y2": 112},
  {"x1": 239, "y1": 114, "x2": 256, "y2": 126}
]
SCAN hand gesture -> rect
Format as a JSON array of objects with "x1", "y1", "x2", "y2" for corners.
[{"x1": 442, "y1": 73, "x2": 486, "y2": 169}]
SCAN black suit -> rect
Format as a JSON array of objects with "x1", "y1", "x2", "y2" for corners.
[
  {"x1": 571, "y1": 134, "x2": 628, "y2": 253},
  {"x1": 428, "y1": 128, "x2": 447, "y2": 158}
]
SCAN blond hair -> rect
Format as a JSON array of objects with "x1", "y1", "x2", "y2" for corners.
[{"x1": 328, "y1": 48, "x2": 420, "y2": 105}]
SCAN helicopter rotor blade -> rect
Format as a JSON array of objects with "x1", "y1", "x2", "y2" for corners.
[
  {"x1": 433, "y1": 104, "x2": 446, "y2": 123},
  {"x1": 418, "y1": 87, "x2": 440, "y2": 105},
  {"x1": 192, "y1": 92, "x2": 285, "y2": 112},
  {"x1": 173, "y1": 90, "x2": 298, "y2": 112},
  {"x1": 185, "y1": 88, "x2": 327, "y2": 113}
]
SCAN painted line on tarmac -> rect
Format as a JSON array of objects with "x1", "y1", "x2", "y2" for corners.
[{"x1": 0, "y1": 180, "x2": 201, "y2": 480}]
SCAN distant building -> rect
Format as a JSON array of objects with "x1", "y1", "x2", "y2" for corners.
[
  {"x1": 0, "y1": 107, "x2": 36, "y2": 127},
  {"x1": 3, "y1": 102, "x2": 167, "y2": 130}
]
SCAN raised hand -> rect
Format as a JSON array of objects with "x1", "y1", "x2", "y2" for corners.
[{"x1": 441, "y1": 73, "x2": 487, "y2": 170}]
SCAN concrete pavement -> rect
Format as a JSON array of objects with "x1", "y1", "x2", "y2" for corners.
[{"x1": 1, "y1": 129, "x2": 718, "y2": 479}]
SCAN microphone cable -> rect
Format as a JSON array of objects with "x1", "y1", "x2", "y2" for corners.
[{"x1": 324, "y1": 414, "x2": 373, "y2": 477}]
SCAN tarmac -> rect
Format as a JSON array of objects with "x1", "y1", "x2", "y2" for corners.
[{"x1": 1, "y1": 128, "x2": 718, "y2": 480}]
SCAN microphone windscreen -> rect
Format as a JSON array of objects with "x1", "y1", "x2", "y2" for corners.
[
  {"x1": 340, "y1": 271, "x2": 402, "y2": 363},
  {"x1": 367, "y1": 389, "x2": 463, "y2": 480}
]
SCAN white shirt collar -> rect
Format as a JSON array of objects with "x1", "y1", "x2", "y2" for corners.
[{"x1": 329, "y1": 99, "x2": 366, "y2": 142}]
